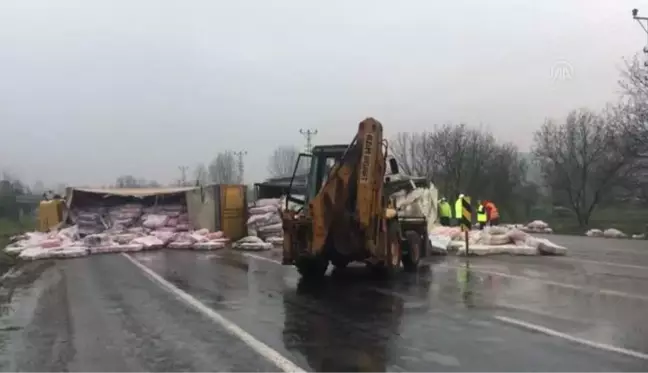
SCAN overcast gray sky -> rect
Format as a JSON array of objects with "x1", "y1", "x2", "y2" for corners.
[{"x1": 0, "y1": 0, "x2": 645, "y2": 187}]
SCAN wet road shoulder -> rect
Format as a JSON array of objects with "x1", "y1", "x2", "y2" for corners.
[{"x1": 0, "y1": 254, "x2": 281, "y2": 372}]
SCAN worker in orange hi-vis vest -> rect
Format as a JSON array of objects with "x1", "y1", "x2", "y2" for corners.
[{"x1": 484, "y1": 200, "x2": 500, "y2": 226}]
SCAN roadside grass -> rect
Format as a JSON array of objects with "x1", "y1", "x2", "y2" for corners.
[
  {"x1": 0, "y1": 217, "x2": 37, "y2": 272},
  {"x1": 545, "y1": 207, "x2": 648, "y2": 236}
]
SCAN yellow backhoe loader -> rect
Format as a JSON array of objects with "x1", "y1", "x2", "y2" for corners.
[{"x1": 281, "y1": 117, "x2": 429, "y2": 278}]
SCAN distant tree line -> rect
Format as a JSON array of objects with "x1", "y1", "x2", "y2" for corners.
[{"x1": 390, "y1": 56, "x2": 647, "y2": 227}]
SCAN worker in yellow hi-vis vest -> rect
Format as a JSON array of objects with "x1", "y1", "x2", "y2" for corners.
[
  {"x1": 454, "y1": 193, "x2": 464, "y2": 226},
  {"x1": 438, "y1": 197, "x2": 452, "y2": 226},
  {"x1": 476, "y1": 199, "x2": 488, "y2": 230}
]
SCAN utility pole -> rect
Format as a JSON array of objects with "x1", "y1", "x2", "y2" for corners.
[
  {"x1": 230, "y1": 150, "x2": 247, "y2": 184},
  {"x1": 178, "y1": 166, "x2": 189, "y2": 186},
  {"x1": 632, "y1": 8, "x2": 648, "y2": 66},
  {"x1": 300, "y1": 128, "x2": 318, "y2": 153}
]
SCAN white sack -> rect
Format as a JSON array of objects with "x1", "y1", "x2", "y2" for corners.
[
  {"x1": 142, "y1": 214, "x2": 169, "y2": 229},
  {"x1": 428, "y1": 234, "x2": 451, "y2": 254},
  {"x1": 585, "y1": 229, "x2": 604, "y2": 237},
  {"x1": 258, "y1": 223, "x2": 283, "y2": 234},
  {"x1": 265, "y1": 236, "x2": 284, "y2": 245},
  {"x1": 527, "y1": 220, "x2": 549, "y2": 230},
  {"x1": 603, "y1": 228, "x2": 627, "y2": 238},
  {"x1": 131, "y1": 236, "x2": 165, "y2": 249},
  {"x1": 249, "y1": 205, "x2": 279, "y2": 215}
]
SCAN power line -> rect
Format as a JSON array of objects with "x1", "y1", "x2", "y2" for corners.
[
  {"x1": 230, "y1": 150, "x2": 247, "y2": 184},
  {"x1": 300, "y1": 128, "x2": 318, "y2": 153},
  {"x1": 632, "y1": 8, "x2": 648, "y2": 67}
]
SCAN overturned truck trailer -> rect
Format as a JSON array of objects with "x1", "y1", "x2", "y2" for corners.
[{"x1": 64, "y1": 185, "x2": 248, "y2": 240}]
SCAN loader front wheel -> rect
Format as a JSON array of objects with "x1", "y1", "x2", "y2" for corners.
[
  {"x1": 402, "y1": 230, "x2": 422, "y2": 272},
  {"x1": 296, "y1": 257, "x2": 328, "y2": 280}
]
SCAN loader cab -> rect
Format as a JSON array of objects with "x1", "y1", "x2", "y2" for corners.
[
  {"x1": 285, "y1": 144, "x2": 400, "y2": 214},
  {"x1": 285, "y1": 144, "x2": 347, "y2": 213}
]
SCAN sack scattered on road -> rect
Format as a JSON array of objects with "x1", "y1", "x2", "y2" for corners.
[
  {"x1": 521, "y1": 220, "x2": 553, "y2": 234},
  {"x1": 429, "y1": 224, "x2": 567, "y2": 256}
]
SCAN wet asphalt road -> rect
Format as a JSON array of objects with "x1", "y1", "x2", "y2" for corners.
[{"x1": 0, "y1": 234, "x2": 647, "y2": 371}]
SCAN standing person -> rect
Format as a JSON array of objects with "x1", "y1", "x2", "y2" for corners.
[
  {"x1": 484, "y1": 200, "x2": 500, "y2": 226},
  {"x1": 476, "y1": 200, "x2": 488, "y2": 230},
  {"x1": 454, "y1": 193, "x2": 464, "y2": 227},
  {"x1": 438, "y1": 197, "x2": 451, "y2": 226}
]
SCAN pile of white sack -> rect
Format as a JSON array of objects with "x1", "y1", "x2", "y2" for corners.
[
  {"x1": 4, "y1": 201, "x2": 233, "y2": 261},
  {"x1": 242, "y1": 197, "x2": 285, "y2": 248},
  {"x1": 4, "y1": 225, "x2": 230, "y2": 261},
  {"x1": 521, "y1": 220, "x2": 553, "y2": 234},
  {"x1": 585, "y1": 228, "x2": 645, "y2": 239},
  {"x1": 428, "y1": 225, "x2": 567, "y2": 256}
]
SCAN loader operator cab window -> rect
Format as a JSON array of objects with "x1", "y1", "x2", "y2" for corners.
[{"x1": 320, "y1": 157, "x2": 337, "y2": 188}]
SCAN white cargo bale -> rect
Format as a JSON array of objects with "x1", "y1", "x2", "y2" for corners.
[
  {"x1": 251, "y1": 198, "x2": 281, "y2": 208},
  {"x1": 249, "y1": 205, "x2": 279, "y2": 215},
  {"x1": 428, "y1": 233, "x2": 451, "y2": 254},
  {"x1": 603, "y1": 228, "x2": 627, "y2": 239},
  {"x1": 632, "y1": 233, "x2": 646, "y2": 239}
]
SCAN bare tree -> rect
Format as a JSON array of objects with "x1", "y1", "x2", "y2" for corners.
[
  {"x1": 533, "y1": 108, "x2": 640, "y2": 226},
  {"x1": 267, "y1": 146, "x2": 304, "y2": 178},
  {"x1": 209, "y1": 152, "x2": 239, "y2": 184},
  {"x1": 620, "y1": 59, "x2": 648, "y2": 146},
  {"x1": 391, "y1": 124, "x2": 505, "y2": 198},
  {"x1": 115, "y1": 175, "x2": 141, "y2": 188}
]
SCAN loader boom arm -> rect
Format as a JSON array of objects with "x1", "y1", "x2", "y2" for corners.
[{"x1": 308, "y1": 118, "x2": 387, "y2": 256}]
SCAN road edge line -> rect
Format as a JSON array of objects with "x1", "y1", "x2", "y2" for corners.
[
  {"x1": 121, "y1": 253, "x2": 306, "y2": 373},
  {"x1": 494, "y1": 315, "x2": 648, "y2": 361},
  {"x1": 243, "y1": 253, "x2": 282, "y2": 265}
]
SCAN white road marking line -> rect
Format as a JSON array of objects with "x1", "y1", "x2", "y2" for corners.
[
  {"x1": 243, "y1": 253, "x2": 282, "y2": 265},
  {"x1": 121, "y1": 253, "x2": 305, "y2": 373},
  {"x1": 436, "y1": 264, "x2": 648, "y2": 301},
  {"x1": 494, "y1": 315, "x2": 648, "y2": 361},
  {"x1": 552, "y1": 257, "x2": 648, "y2": 270}
]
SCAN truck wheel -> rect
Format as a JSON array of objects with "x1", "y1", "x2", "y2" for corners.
[
  {"x1": 296, "y1": 257, "x2": 328, "y2": 279},
  {"x1": 402, "y1": 230, "x2": 422, "y2": 272}
]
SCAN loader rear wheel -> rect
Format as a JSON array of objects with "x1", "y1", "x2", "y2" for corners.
[
  {"x1": 372, "y1": 220, "x2": 402, "y2": 276},
  {"x1": 402, "y1": 230, "x2": 422, "y2": 272},
  {"x1": 296, "y1": 257, "x2": 328, "y2": 279}
]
